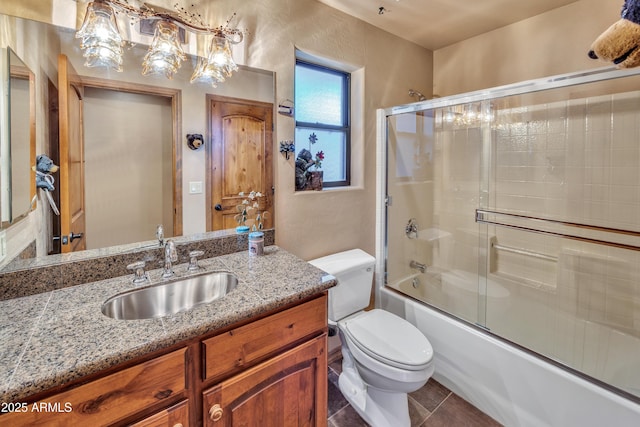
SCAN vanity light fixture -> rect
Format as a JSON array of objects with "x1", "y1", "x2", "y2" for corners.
[
  {"x1": 141, "y1": 20, "x2": 186, "y2": 79},
  {"x1": 76, "y1": 1, "x2": 124, "y2": 71},
  {"x1": 190, "y1": 32, "x2": 238, "y2": 87},
  {"x1": 76, "y1": 0, "x2": 243, "y2": 83}
]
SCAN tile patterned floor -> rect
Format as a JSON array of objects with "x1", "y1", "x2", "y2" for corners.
[{"x1": 327, "y1": 356, "x2": 502, "y2": 427}]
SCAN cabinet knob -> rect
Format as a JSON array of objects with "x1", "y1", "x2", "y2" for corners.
[{"x1": 209, "y1": 404, "x2": 223, "y2": 421}]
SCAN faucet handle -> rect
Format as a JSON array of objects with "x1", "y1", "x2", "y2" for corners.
[
  {"x1": 127, "y1": 261, "x2": 148, "y2": 284},
  {"x1": 405, "y1": 218, "x2": 418, "y2": 239},
  {"x1": 187, "y1": 250, "x2": 205, "y2": 271}
]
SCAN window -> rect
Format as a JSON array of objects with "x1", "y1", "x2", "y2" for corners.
[{"x1": 294, "y1": 60, "x2": 350, "y2": 188}]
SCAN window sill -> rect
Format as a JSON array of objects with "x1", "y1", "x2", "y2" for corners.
[{"x1": 294, "y1": 185, "x2": 363, "y2": 196}]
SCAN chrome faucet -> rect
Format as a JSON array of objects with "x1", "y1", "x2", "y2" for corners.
[
  {"x1": 156, "y1": 224, "x2": 164, "y2": 247},
  {"x1": 410, "y1": 260, "x2": 427, "y2": 273},
  {"x1": 162, "y1": 240, "x2": 178, "y2": 278}
]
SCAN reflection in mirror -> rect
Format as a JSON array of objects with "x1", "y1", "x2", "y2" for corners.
[
  {"x1": 7, "y1": 49, "x2": 36, "y2": 227},
  {"x1": 0, "y1": 12, "x2": 274, "y2": 268}
]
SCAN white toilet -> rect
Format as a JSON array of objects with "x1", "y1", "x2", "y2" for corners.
[{"x1": 309, "y1": 249, "x2": 434, "y2": 427}]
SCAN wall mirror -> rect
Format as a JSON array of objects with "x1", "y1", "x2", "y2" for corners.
[
  {"x1": 8, "y1": 49, "x2": 35, "y2": 225},
  {"x1": 0, "y1": 11, "x2": 274, "y2": 269},
  {"x1": 1, "y1": 48, "x2": 35, "y2": 228}
]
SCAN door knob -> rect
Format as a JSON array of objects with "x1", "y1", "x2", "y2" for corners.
[
  {"x1": 70, "y1": 232, "x2": 83, "y2": 242},
  {"x1": 214, "y1": 204, "x2": 222, "y2": 211}
]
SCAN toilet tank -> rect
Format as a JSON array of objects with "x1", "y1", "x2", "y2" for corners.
[{"x1": 309, "y1": 249, "x2": 375, "y2": 322}]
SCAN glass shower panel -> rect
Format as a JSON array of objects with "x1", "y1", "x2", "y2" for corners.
[
  {"x1": 483, "y1": 82, "x2": 640, "y2": 397},
  {"x1": 385, "y1": 105, "x2": 486, "y2": 325}
]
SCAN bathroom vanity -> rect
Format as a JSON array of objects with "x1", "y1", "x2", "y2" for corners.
[{"x1": 0, "y1": 246, "x2": 334, "y2": 426}]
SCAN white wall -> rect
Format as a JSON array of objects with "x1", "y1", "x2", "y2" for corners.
[
  {"x1": 83, "y1": 88, "x2": 173, "y2": 249},
  {"x1": 434, "y1": 0, "x2": 621, "y2": 96}
]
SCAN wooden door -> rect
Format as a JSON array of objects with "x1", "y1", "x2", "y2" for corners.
[
  {"x1": 207, "y1": 96, "x2": 273, "y2": 231},
  {"x1": 58, "y1": 54, "x2": 86, "y2": 252},
  {"x1": 202, "y1": 335, "x2": 327, "y2": 426}
]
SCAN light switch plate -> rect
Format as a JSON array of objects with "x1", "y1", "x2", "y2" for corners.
[{"x1": 189, "y1": 181, "x2": 203, "y2": 194}]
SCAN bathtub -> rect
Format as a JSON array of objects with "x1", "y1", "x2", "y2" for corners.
[{"x1": 378, "y1": 284, "x2": 640, "y2": 426}]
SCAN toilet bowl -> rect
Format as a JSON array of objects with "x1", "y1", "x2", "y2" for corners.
[{"x1": 309, "y1": 249, "x2": 434, "y2": 427}]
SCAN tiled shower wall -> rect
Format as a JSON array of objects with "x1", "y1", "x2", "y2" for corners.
[
  {"x1": 490, "y1": 93, "x2": 640, "y2": 338},
  {"x1": 494, "y1": 93, "x2": 640, "y2": 230}
]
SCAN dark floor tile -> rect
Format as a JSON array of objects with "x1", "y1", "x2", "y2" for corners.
[
  {"x1": 328, "y1": 368, "x2": 349, "y2": 417},
  {"x1": 408, "y1": 395, "x2": 432, "y2": 426},
  {"x1": 410, "y1": 378, "x2": 452, "y2": 412},
  {"x1": 329, "y1": 404, "x2": 370, "y2": 427},
  {"x1": 329, "y1": 358, "x2": 343, "y2": 375},
  {"x1": 328, "y1": 367, "x2": 340, "y2": 387},
  {"x1": 421, "y1": 394, "x2": 502, "y2": 427}
]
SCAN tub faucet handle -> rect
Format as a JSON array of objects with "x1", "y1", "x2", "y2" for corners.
[{"x1": 406, "y1": 218, "x2": 418, "y2": 239}]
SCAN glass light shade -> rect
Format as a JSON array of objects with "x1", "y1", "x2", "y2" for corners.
[
  {"x1": 190, "y1": 35, "x2": 238, "y2": 86},
  {"x1": 76, "y1": 2, "x2": 124, "y2": 71},
  {"x1": 142, "y1": 20, "x2": 187, "y2": 79}
]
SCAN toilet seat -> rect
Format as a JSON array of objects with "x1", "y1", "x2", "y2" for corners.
[{"x1": 341, "y1": 309, "x2": 433, "y2": 371}]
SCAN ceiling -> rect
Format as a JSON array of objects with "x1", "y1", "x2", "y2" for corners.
[{"x1": 316, "y1": 0, "x2": 579, "y2": 50}]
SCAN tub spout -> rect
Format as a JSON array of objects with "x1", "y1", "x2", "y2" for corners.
[{"x1": 410, "y1": 260, "x2": 427, "y2": 273}]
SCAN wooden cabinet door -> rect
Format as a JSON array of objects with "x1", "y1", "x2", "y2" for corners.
[
  {"x1": 1, "y1": 348, "x2": 187, "y2": 426},
  {"x1": 202, "y1": 335, "x2": 327, "y2": 427},
  {"x1": 130, "y1": 400, "x2": 189, "y2": 427}
]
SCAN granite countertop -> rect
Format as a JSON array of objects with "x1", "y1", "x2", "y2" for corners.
[{"x1": 0, "y1": 246, "x2": 335, "y2": 403}]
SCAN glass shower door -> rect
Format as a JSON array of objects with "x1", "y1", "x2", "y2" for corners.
[{"x1": 385, "y1": 103, "x2": 489, "y2": 326}]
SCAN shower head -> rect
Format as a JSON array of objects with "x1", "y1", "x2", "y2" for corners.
[{"x1": 408, "y1": 89, "x2": 426, "y2": 102}]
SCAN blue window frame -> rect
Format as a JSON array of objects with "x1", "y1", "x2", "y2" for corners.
[{"x1": 294, "y1": 60, "x2": 350, "y2": 188}]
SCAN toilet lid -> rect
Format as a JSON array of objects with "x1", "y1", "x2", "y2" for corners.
[{"x1": 342, "y1": 309, "x2": 433, "y2": 370}]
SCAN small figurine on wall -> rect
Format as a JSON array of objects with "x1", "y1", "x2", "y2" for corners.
[
  {"x1": 186, "y1": 133, "x2": 204, "y2": 150},
  {"x1": 32, "y1": 154, "x2": 60, "y2": 215},
  {"x1": 279, "y1": 140, "x2": 295, "y2": 160}
]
